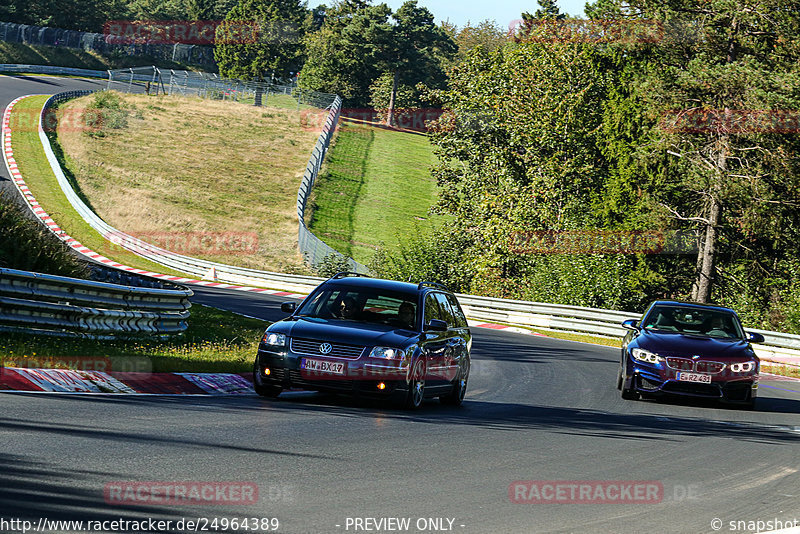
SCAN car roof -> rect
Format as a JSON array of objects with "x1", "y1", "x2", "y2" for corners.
[
  {"x1": 647, "y1": 300, "x2": 737, "y2": 314},
  {"x1": 324, "y1": 276, "x2": 439, "y2": 294}
]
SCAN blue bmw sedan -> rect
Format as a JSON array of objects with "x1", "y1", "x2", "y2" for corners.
[{"x1": 618, "y1": 300, "x2": 765, "y2": 409}]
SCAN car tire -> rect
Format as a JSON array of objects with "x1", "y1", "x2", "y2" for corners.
[
  {"x1": 441, "y1": 362, "x2": 469, "y2": 406},
  {"x1": 620, "y1": 371, "x2": 639, "y2": 401},
  {"x1": 253, "y1": 361, "x2": 282, "y2": 398},
  {"x1": 404, "y1": 359, "x2": 426, "y2": 410},
  {"x1": 616, "y1": 364, "x2": 623, "y2": 390}
]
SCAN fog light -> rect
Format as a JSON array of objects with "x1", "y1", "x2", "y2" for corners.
[
  {"x1": 377, "y1": 382, "x2": 386, "y2": 390},
  {"x1": 263, "y1": 368, "x2": 271, "y2": 376}
]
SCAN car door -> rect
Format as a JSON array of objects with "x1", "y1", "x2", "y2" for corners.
[
  {"x1": 444, "y1": 292, "x2": 471, "y2": 376},
  {"x1": 434, "y1": 292, "x2": 469, "y2": 383},
  {"x1": 421, "y1": 292, "x2": 449, "y2": 388}
]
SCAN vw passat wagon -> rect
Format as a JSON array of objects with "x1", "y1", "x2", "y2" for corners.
[
  {"x1": 253, "y1": 273, "x2": 472, "y2": 409},
  {"x1": 618, "y1": 300, "x2": 764, "y2": 408}
]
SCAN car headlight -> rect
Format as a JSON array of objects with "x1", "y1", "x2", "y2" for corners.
[
  {"x1": 631, "y1": 348, "x2": 663, "y2": 364},
  {"x1": 262, "y1": 332, "x2": 287, "y2": 347},
  {"x1": 730, "y1": 361, "x2": 757, "y2": 373},
  {"x1": 370, "y1": 346, "x2": 405, "y2": 359}
]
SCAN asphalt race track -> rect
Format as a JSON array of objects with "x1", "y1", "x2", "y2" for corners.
[{"x1": 2, "y1": 75, "x2": 800, "y2": 533}]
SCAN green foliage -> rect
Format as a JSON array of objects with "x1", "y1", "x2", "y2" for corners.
[
  {"x1": 440, "y1": 19, "x2": 509, "y2": 66},
  {"x1": 214, "y1": 0, "x2": 308, "y2": 81},
  {"x1": 84, "y1": 91, "x2": 131, "y2": 137},
  {"x1": 368, "y1": 222, "x2": 475, "y2": 292},
  {"x1": 0, "y1": 193, "x2": 89, "y2": 278},
  {"x1": 368, "y1": 72, "x2": 423, "y2": 112},
  {"x1": 314, "y1": 253, "x2": 353, "y2": 278},
  {"x1": 299, "y1": 0, "x2": 455, "y2": 108}
]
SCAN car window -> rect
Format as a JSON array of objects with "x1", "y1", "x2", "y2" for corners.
[
  {"x1": 296, "y1": 285, "x2": 417, "y2": 327},
  {"x1": 434, "y1": 292, "x2": 456, "y2": 327},
  {"x1": 445, "y1": 293, "x2": 468, "y2": 328},
  {"x1": 642, "y1": 305, "x2": 744, "y2": 338},
  {"x1": 424, "y1": 293, "x2": 443, "y2": 325}
]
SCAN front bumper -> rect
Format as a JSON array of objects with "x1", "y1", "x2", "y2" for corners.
[
  {"x1": 256, "y1": 346, "x2": 411, "y2": 396},
  {"x1": 630, "y1": 364, "x2": 758, "y2": 403}
]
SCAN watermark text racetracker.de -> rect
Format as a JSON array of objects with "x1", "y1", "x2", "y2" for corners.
[
  {"x1": 102, "y1": 231, "x2": 259, "y2": 257},
  {"x1": 509, "y1": 480, "x2": 663, "y2": 504},
  {"x1": 508, "y1": 229, "x2": 698, "y2": 255},
  {"x1": 0, "y1": 516, "x2": 280, "y2": 533}
]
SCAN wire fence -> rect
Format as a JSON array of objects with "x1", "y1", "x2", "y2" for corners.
[
  {"x1": 106, "y1": 66, "x2": 337, "y2": 110},
  {"x1": 0, "y1": 21, "x2": 215, "y2": 66},
  {"x1": 296, "y1": 95, "x2": 369, "y2": 274}
]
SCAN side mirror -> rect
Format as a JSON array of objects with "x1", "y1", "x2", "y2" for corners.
[
  {"x1": 746, "y1": 332, "x2": 765, "y2": 344},
  {"x1": 425, "y1": 319, "x2": 448, "y2": 332},
  {"x1": 280, "y1": 301, "x2": 297, "y2": 313},
  {"x1": 621, "y1": 319, "x2": 639, "y2": 331}
]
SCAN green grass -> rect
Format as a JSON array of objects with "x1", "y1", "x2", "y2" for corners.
[
  {"x1": 0, "y1": 41, "x2": 206, "y2": 71},
  {"x1": 10, "y1": 95, "x2": 190, "y2": 278},
  {"x1": 761, "y1": 363, "x2": 800, "y2": 379},
  {"x1": 57, "y1": 92, "x2": 317, "y2": 274},
  {"x1": 307, "y1": 121, "x2": 442, "y2": 264},
  {"x1": 0, "y1": 305, "x2": 266, "y2": 373}
]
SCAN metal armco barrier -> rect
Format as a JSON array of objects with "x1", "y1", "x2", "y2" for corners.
[
  {"x1": 455, "y1": 293, "x2": 800, "y2": 364},
  {"x1": 0, "y1": 267, "x2": 192, "y2": 338},
  {"x1": 0, "y1": 63, "x2": 107, "y2": 78}
]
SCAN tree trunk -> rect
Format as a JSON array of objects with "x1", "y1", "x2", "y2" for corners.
[
  {"x1": 386, "y1": 70, "x2": 398, "y2": 127},
  {"x1": 694, "y1": 129, "x2": 728, "y2": 303}
]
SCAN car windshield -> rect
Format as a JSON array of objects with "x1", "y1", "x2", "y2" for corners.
[
  {"x1": 296, "y1": 285, "x2": 419, "y2": 329},
  {"x1": 641, "y1": 305, "x2": 744, "y2": 339}
]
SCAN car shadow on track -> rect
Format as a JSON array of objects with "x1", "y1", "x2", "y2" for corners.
[
  {"x1": 0, "y1": 454, "x2": 190, "y2": 522},
  {"x1": 8, "y1": 389, "x2": 796, "y2": 445}
]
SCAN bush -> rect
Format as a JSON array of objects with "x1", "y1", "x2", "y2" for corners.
[
  {"x1": 84, "y1": 91, "x2": 130, "y2": 136},
  {"x1": 368, "y1": 222, "x2": 476, "y2": 291},
  {"x1": 314, "y1": 253, "x2": 355, "y2": 278},
  {"x1": 0, "y1": 193, "x2": 88, "y2": 278}
]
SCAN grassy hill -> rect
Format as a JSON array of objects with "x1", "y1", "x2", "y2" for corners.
[
  {"x1": 307, "y1": 121, "x2": 442, "y2": 264},
  {"x1": 56, "y1": 92, "x2": 318, "y2": 273}
]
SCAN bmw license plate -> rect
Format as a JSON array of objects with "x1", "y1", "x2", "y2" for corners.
[
  {"x1": 676, "y1": 372, "x2": 711, "y2": 384},
  {"x1": 302, "y1": 358, "x2": 345, "y2": 375}
]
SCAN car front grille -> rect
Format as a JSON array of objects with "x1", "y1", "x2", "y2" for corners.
[
  {"x1": 666, "y1": 357, "x2": 725, "y2": 374},
  {"x1": 639, "y1": 376, "x2": 662, "y2": 391},
  {"x1": 722, "y1": 382, "x2": 753, "y2": 402},
  {"x1": 666, "y1": 358, "x2": 694, "y2": 371},
  {"x1": 290, "y1": 338, "x2": 365, "y2": 359},
  {"x1": 695, "y1": 361, "x2": 726, "y2": 374},
  {"x1": 662, "y1": 381, "x2": 721, "y2": 397}
]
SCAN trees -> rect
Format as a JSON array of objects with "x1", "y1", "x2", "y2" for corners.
[
  {"x1": 299, "y1": 0, "x2": 455, "y2": 117},
  {"x1": 214, "y1": 0, "x2": 308, "y2": 81},
  {"x1": 376, "y1": 1, "x2": 455, "y2": 125},
  {"x1": 299, "y1": 1, "x2": 384, "y2": 105},
  {"x1": 620, "y1": 0, "x2": 800, "y2": 304}
]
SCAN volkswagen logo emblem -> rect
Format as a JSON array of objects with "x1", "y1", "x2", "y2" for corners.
[{"x1": 319, "y1": 343, "x2": 333, "y2": 355}]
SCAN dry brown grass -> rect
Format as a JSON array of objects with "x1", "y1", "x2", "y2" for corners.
[{"x1": 57, "y1": 92, "x2": 319, "y2": 274}]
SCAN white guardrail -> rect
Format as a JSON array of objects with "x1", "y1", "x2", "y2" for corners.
[
  {"x1": 13, "y1": 89, "x2": 800, "y2": 363},
  {"x1": 0, "y1": 267, "x2": 192, "y2": 338},
  {"x1": 0, "y1": 63, "x2": 108, "y2": 78}
]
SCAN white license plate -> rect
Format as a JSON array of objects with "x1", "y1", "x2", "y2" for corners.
[
  {"x1": 301, "y1": 358, "x2": 345, "y2": 375},
  {"x1": 676, "y1": 372, "x2": 711, "y2": 384}
]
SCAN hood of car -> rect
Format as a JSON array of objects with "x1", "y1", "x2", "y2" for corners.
[
  {"x1": 269, "y1": 316, "x2": 417, "y2": 347},
  {"x1": 635, "y1": 329, "x2": 756, "y2": 360}
]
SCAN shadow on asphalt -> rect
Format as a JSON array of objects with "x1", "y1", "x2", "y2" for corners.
[
  {"x1": 3, "y1": 75, "x2": 64, "y2": 85},
  {"x1": 0, "y1": 454, "x2": 187, "y2": 522},
  {"x1": 4, "y1": 390, "x2": 798, "y2": 445}
]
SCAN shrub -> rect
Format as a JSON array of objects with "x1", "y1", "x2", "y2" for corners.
[{"x1": 0, "y1": 193, "x2": 88, "y2": 278}]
